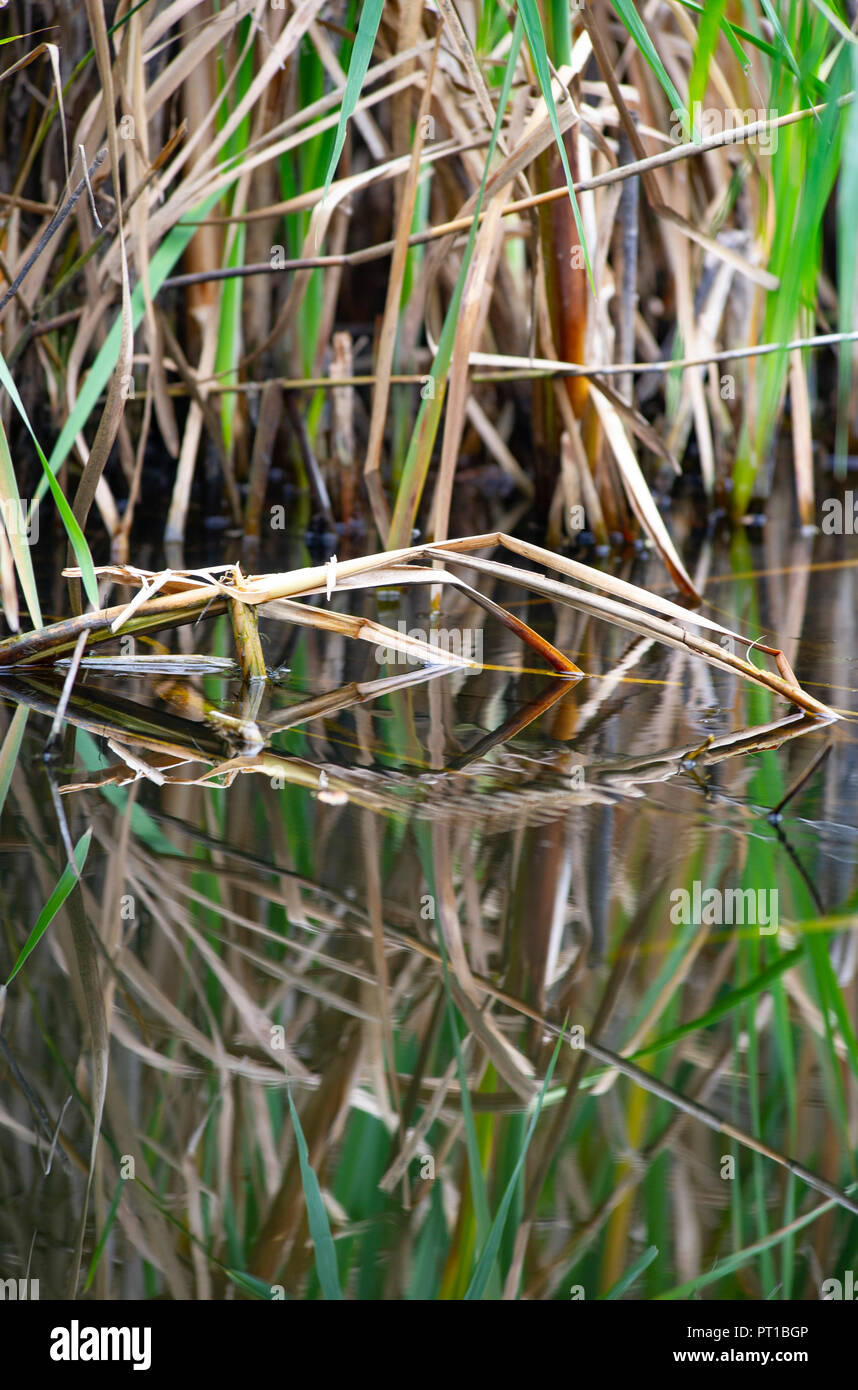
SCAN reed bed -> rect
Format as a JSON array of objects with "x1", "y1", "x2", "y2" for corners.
[{"x1": 0, "y1": 0, "x2": 856, "y2": 632}]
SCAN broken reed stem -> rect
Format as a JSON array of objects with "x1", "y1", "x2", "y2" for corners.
[
  {"x1": 423, "y1": 546, "x2": 835, "y2": 719},
  {"x1": 0, "y1": 589, "x2": 227, "y2": 664},
  {"x1": 228, "y1": 596, "x2": 267, "y2": 681},
  {"x1": 0, "y1": 533, "x2": 835, "y2": 720}
]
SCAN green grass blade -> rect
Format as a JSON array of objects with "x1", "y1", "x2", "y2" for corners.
[
  {"x1": 406, "y1": 1182, "x2": 446, "y2": 1299},
  {"x1": 321, "y1": 0, "x2": 384, "y2": 199},
  {"x1": 757, "y1": 0, "x2": 818, "y2": 112},
  {"x1": 0, "y1": 410, "x2": 42, "y2": 628},
  {"x1": 32, "y1": 190, "x2": 223, "y2": 511},
  {"x1": 677, "y1": 1, "x2": 779, "y2": 63},
  {"x1": 611, "y1": 0, "x2": 687, "y2": 129},
  {"x1": 547, "y1": 0, "x2": 573, "y2": 70},
  {"x1": 734, "y1": 48, "x2": 845, "y2": 511},
  {"x1": 519, "y1": 0, "x2": 593, "y2": 286},
  {"x1": 717, "y1": 19, "x2": 754, "y2": 70},
  {"x1": 288, "y1": 1088, "x2": 343, "y2": 1299},
  {"x1": 0, "y1": 350, "x2": 98, "y2": 610},
  {"x1": 836, "y1": 45, "x2": 858, "y2": 467},
  {"x1": 758, "y1": 0, "x2": 807, "y2": 91},
  {"x1": 464, "y1": 1031, "x2": 564, "y2": 1300},
  {"x1": 215, "y1": 222, "x2": 246, "y2": 452},
  {"x1": 805, "y1": 930, "x2": 858, "y2": 1083},
  {"x1": 688, "y1": 0, "x2": 727, "y2": 119},
  {"x1": 388, "y1": 16, "x2": 523, "y2": 546},
  {"x1": 4, "y1": 827, "x2": 92, "y2": 986},
  {"x1": 806, "y1": 0, "x2": 858, "y2": 42}
]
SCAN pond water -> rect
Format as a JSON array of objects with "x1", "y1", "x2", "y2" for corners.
[{"x1": 1, "y1": 523, "x2": 857, "y2": 1300}]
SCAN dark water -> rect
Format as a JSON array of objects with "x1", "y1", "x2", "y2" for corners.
[{"x1": 1, "y1": 526, "x2": 857, "y2": 1299}]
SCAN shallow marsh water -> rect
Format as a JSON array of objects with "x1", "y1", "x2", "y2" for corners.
[{"x1": 1, "y1": 523, "x2": 857, "y2": 1300}]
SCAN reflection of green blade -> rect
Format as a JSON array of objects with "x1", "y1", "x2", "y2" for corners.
[
  {"x1": 629, "y1": 947, "x2": 802, "y2": 1060},
  {"x1": 288, "y1": 1088, "x2": 342, "y2": 1300},
  {"x1": 0, "y1": 703, "x2": 27, "y2": 818},
  {"x1": 465, "y1": 1031, "x2": 564, "y2": 1300},
  {"x1": 656, "y1": 1185, "x2": 858, "y2": 1299},
  {"x1": 5, "y1": 828, "x2": 91, "y2": 985},
  {"x1": 56, "y1": 655, "x2": 240, "y2": 676},
  {"x1": 602, "y1": 1243, "x2": 659, "y2": 1300}
]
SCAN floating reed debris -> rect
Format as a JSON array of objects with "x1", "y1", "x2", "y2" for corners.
[
  {"x1": 0, "y1": 535, "x2": 837, "y2": 721},
  {"x1": 54, "y1": 654, "x2": 240, "y2": 676}
]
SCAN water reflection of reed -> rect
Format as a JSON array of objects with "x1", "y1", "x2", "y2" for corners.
[{"x1": 0, "y1": 539, "x2": 856, "y2": 1300}]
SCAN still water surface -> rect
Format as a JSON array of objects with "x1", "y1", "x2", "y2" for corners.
[{"x1": 1, "y1": 528, "x2": 856, "y2": 1299}]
